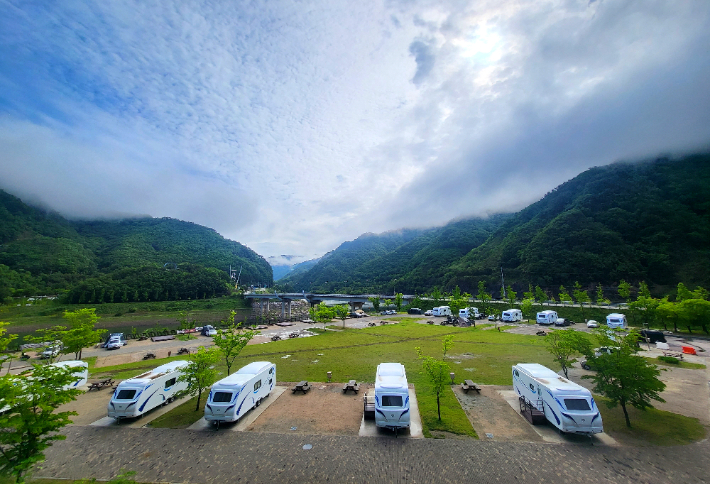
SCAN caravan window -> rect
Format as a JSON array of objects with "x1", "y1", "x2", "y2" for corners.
[
  {"x1": 164, "y1": 378, "x2": 176, "y2": 389},
  {"x1": 116, "y1": 389, "x2": 137, "y2": 400},
  {"x1": 381, "y1": 395, "x2": 403, "y2": 407},
  {"x1": 564, "y1": 398, "x2": 591, "y2": 411},
  {"x1": 212, "y1": 392, "x2": 232, "y2": 403},
  {"x1": 254, "y1": 380, "x2": 262, "y2": 392}
]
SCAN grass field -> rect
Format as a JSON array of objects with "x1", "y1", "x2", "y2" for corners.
[
  {"x1": 93, "y1": 321, "x2": 557, "y2": 437},
  {"x1": 596, "y1": 397, "x2": 707, "y2": 446},
  {"x1": 646, "y1": 356, "x2": 706, "y2": 370}
]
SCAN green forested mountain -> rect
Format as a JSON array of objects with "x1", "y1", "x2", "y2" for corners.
[
  {"x1": 280, "y1": 153, "x2": 710, "y2": 296},
  {"x1": 0, "y1": 191, "x2": 272, "y2": 302},
  {"x1": 278, "y1": 217, "x2": 508, "y2": 293}
]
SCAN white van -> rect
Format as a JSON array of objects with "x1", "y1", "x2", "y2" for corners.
[
  {"x1": 501, "y1": 309, "x2": 522, "y2": 322},
  {"x1": 432, "y1": 306, "x2": 452, "y2": 317},
  {"x1": 204, "y1": 361, "x2": 275, "y2": 425},
  {"x1": 513, "y1": 363, "x2": 603, "y2": 435},
  {"x1": 606, "y1": 313, "x2": 627, "y2": 329},
  {"x1": 459, "y1": 307, "x2": 480, "y2": 319},
  {"x1": 108, "y1": 361, "x2": 189, "y2": 420},
  {"x1": 374, "y1": 363, "x2": 410, "y2": 432},
  {"x1": 536, "y1": 310, "x2": 558, "y2": 325}
]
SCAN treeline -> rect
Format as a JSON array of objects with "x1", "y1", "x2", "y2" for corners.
[{"x1": 63, "y1": 263, "x2": 231, "y2": 304}]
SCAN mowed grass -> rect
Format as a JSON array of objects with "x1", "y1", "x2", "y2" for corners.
[
  {"x1": 646, "y1": 357, "x2": 706, "y2": 370},
  {"x1": 596, "y1": 397, "x2": 707, "y2": 446},
  {"x1": 95, "y1": 321, "x2": 556, "y2": 437},
  {"x1": 148, "y1": 395, "x2": 206, "y2": 429}
]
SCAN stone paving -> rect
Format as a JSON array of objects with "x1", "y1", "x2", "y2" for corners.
[{"x1": 38, "y1": 426, "x2": 710, "y2": 483}]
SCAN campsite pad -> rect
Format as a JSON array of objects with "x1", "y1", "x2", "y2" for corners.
[
  {"x1": 59, "y1": 386, "x2": 117, "y2": 426},
  {"x1": 453, "y1": 385, "x2": 543, "y2": 442},
  {"x1": 246, "y1": 382, "x2": 366, "y2": 436}
]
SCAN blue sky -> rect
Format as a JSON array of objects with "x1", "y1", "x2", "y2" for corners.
[{"x1": 2, "y1": 0, "x2": 710, "y2": 265}]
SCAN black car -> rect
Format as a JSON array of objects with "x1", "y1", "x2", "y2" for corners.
[
  {"x1": 408, "y1": 308, "x2": 422, "y2": 315},
  {"x1": 639, "y1": 329, "x2": 667, "y2": 344}
]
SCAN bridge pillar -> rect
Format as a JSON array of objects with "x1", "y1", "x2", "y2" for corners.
[{"x1": 349, "y1": 301, "x2": 364, "y2": 311}]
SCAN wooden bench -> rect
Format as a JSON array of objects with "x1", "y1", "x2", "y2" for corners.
[
  {"x1": 343, "y1": 379, "x2": 360, "y2": 394},
  {"x1": 461, "y1": 379, "x2": 481, "y2": 394},
  {"x1": 292, "y1": 381, "x2": 311, "y2": 394},
  {"x1": 88, "y1": 378, "x2": 115, "y2": 391}
]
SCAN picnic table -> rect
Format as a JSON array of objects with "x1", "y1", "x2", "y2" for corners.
[
  {"x1": 343, "y1": 379, "x2": 360, "y2": 394},
  {"x1": 177, "y1": 347, "x2": 191, "y2": 355},
  {"x1": 292, "y1": 381, "x2": 311, "y2": 394},
  {"x1": 461, "y1": 379, "x2": 481, "y2": 394},
  {"x1": 143, "y1": 352, "x2": 156, "y2": 360},
  {"x1": 88, "y1": 378, "x2": 115, "y2": 391}
]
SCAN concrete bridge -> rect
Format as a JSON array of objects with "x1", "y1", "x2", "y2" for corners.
[{"x1": 243, "y1": 292, "x2": 416, "y2": 319}]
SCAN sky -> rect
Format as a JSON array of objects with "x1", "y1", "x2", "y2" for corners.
[{"x1": 2, "y1": 0, "x2": 710, "y2": 266}]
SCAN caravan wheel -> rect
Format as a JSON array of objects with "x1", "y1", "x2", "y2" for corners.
[{"x1": 255, "y1": 398, "x2": 261, "y2": 407}]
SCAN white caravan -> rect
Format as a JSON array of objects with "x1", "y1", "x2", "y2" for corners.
[
  {"x1": 52, "y1": 360, "x2": 89, "y2": 389},
  {"x1": 459, "y1": 307, "x2": 480, "y2": 319},
  {"x1": 432, "y1": 306, "x2": 452, "y2": 317},
  {"x1": 204, "y1": 361, "x2": 275, "y2": 425},
  {"x1": 502, "y1": 309, "x2": 523, "y2": 322},
  {"x1": 606, "y1": 313, "x2": 627, "y2": 329},
  {"x1": 108, "y1": 361, "x2": 188, "y2": 420},
  {"x1": 374, "y1": 363, "x2": 410, "y2": 432},
  {"x1": 536, "y1": 310, "x2": 558, "y2": 325},
  {"x1": 512, "y1": 363, "x2": 603, "y2": 435}
]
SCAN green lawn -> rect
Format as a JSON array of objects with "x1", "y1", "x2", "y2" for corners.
[
  {"x1": 596, "y1": 397, "x2": 707, "y2": 446},
  {"x1": 95, "y1": 321, "x2": 557, "y2": 437},
  {"x1": 646, "y1": 356, "x2": 706, "y2": 370},
  {"x1": 148, "y1": 395, "x2": 207, "y2": 429}
]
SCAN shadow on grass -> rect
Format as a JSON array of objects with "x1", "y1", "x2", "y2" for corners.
[{"x1": 147, "y1": 395, "x2": 206, "y2": 429}]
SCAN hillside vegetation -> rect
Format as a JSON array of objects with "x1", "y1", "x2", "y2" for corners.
[
  {"x1": 280, "y1": 153, "x2": 710, "y2": 296},
  {"x1": 0, "y1": 191, "x2": 272, "y2": 302}
]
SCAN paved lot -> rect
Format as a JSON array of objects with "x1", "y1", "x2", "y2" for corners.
[{"x1": 39, "y1": 425, "x2": 710, "y2": 483}]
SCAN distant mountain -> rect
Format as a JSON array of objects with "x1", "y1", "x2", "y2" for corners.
[
  {"x1": 268, "y1": 255, "x2": 318, "y2": 281},
  {"x1": 279, "y1": 152, "x2": 710, "y2": 296},
  {"x1": 0, "y1": 190, "x2": 272, "y2": 302}
]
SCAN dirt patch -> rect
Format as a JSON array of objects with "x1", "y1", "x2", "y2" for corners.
[
  {"x1": 453, "y1": 385, "x2": 543, "y2": 442},
  {"x1": 246, "y1": 382, "x2": 366, "y2": 436}
]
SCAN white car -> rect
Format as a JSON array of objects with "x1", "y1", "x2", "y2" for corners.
[
  {"x1": 41, "y1": 344, "x2": 62, "y2": 359},
  {"x1": 424, "y1": 310, "x2": 433, "y2": 316},
  {"x1": 586, "y1": 320, "x2": 599, "y2": 328}
]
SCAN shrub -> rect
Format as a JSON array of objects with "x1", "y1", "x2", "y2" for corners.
[
  {"x1": 127, "y1": 307, "x2": 137, "y2": 313},
  {"x1": 658, "y1": 356, "x2": 680, "y2": 364}
]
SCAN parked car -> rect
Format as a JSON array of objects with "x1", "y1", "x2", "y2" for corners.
[
  {"x1": 105, "y1": 333, "x2": 127, "y2": 350},
  {"x1": 424, "y1": 310, "x2": 433, "y2": 316},
  {"x1": 41, "y1": 344, "x2": 62, "y2": 359},
  {"x1": 408, "y1": 308, "x2": 422, "y2": 315},
  {"x1": 639, "y1": 329, "x2": 667, "y2": 344},
  {"x1": 581, "y1": 347, "x2": 616, "y2": 370},
  {"x1": 488, "y1": 315, "x2": 497, "y2": 321},
  {"x1": 554, "y1": 318, "x2": 570, "y2": 327},
  {"x1": 586, "y1": 320, "x2": 599, "y2": 328},
  {"x1": 201, "y1": 325, "x2": 217, "y2": 336}
]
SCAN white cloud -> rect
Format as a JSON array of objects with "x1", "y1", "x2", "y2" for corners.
[{"x1": 1, "y1": 0, "x2": 709, "y2": 259}]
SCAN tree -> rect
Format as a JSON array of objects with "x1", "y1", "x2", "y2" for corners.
[
  {"x1": 582, "y1": 329, "x2": 666, "y2": 428},
  {"x1": 477, "y1": 282, "x2": 491, "y2": 316},
  {"x1": 534, "y1": 285, "x2": 547, "y2": 304},
  {"x1": 520, "y1": 298, "x2": 535, "y2": 322},
  {"x1": 677, "y1": 298, "x2": 710, "y2": 334},
  {"x1": 628, "y1": 282, "x2": 659, "y2": 329},
  {"x1": 618, "y1": 280, "x2": 631, "y2": 303},
  {"x1": 656, "y1": 297, "x2": 680, "y2": 332},
  {"x1": 1, "y1": 322, "x2": 18, "y2": 374},
  {"x1": 61, "y1": 308, "x2": 105, "y2": 360},
  {"x1": 448, "y1": 286, "x2": 469, "y2": 315},
  {"x1": 178, "y1": 346, "x2": 221, "y2": 412},
  {"x1": 430, "y1": 287, "x2": 443, "y2": 307},
  {"x1": 505, "y1": 285, "x2": 517, "y2": 307},
  {"x1": 544, "y1": 329, "x2": 592, "y2": 378},
  {"x1": 558, "y1": 285, "x2": 572, "y2": 304},
  {"x1": 212, "y1": 311, "x2": 256, "y2": 375},
  {"x1": 333, "y1": 305, "x2": 349, "y2": 328},
  {"x1": 309, "y1": 302, "x2": 334, "y2": 330},
  {"x1": 0, "y1": 364, "x2": 83, "y2": 483},
  {"x1": 368, "y1": 297, "x2": 381, "y2": 313},
  {"x1": 573, "y1": 282, "x2": 590, "y2": 322},
  {"x1": 394, "y1": 293, "x2": 404, "y2": 312},
  {"x1": 523, "y1": 284, "x2": 534, "y2": 301},
  {"x1": 415, "y1": 335, "x2": 454, "y2": 421},
  {"x1": 595, "y1": 284, "x2": 610, "y2": 305}
]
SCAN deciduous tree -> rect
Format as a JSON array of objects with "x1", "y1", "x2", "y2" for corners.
[
  {"x1": 618, "y1": 280, "x2": 632, "y2": 303},
  {"x1": 394, "y1": 293, "x2": 404, "y2": 312},
  {"x1": 583, "y1": 329, "x2": 666, "y2": 428},
  {"x1": 368, "y1": 297, "x2": 381, "y2": 313},
  {"x1": 212, "y1": 311, "x2": 256, "y2": 375},
  {"x1": 333, "y1": 305, "x2": 349, "y2": 327},
  {"x1": 61, "y1": 308, "x2": 105, "y2": 360},
  {"x1": 0, "y1": 364, "x2": 83, "y2": 483},
  {"x1": 544, "y1": 329, "x2": 592, "y2": 378},
  {"x1": 505, "y1": 285, "x2": 517, "y2": 307},
  {"x1": 1, "y1": 322, "x2": 17, "y2": 374},
  {"x1": 415, "y1": 335, "x2": 454, "y2": 421},
  {"x1": 178, "y1": 346, "x2": 221, "y2": 412},
  {"x1": 309, "y1": 302, "x2": 334, "y2": 330},
  {"x1": 558, "y1": 285, "x2": 572, "y2": 304},
  {"x1": 477, "y1": 282, "x2": 491, "y2": 317}
]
